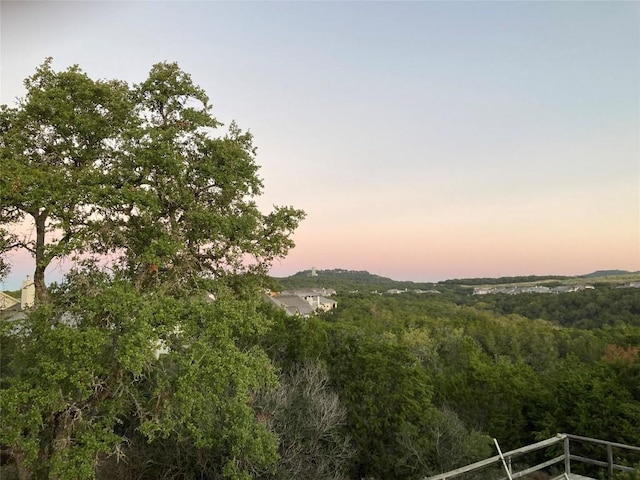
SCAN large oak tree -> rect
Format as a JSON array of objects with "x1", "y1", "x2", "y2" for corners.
[
  {"x1": 0, "y1": 60, "x2": 304, "y2": 480},
  {"x1": 0, "y1": 59, "x2": 132, "y2": 302},
  {"x1": 0, "y1": 60, "x2": 304, "y2": 301}
]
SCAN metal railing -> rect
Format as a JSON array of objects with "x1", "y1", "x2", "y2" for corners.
[{"x1": 425, "y1": 433, "x2": 640, "y2": 480}]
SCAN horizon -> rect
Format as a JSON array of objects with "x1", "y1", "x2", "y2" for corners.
[
  {"x1": 2, "y1": 263, "x2": 638, "y2": 292},
  {"x1": 1, "y1": 2, "x2": 638, "y2": 289},
  {"x1": 271, "y1": 266, "x2": 640, "y2": 282}
]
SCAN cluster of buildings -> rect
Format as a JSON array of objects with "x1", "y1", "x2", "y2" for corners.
[
  {"x1": 265, "y1": 287, "x2": 337, "y2": 317},
  {"x1": 473, "y1": 284, "x2": 595, "y2": 295},
  {"x1": 2, "y1": 276, "x2": 336, "y2": 320},
  {"x1": 383, "y1": 288, "x2": 441, "y2": 295}
]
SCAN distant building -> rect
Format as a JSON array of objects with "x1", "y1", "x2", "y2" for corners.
[
  {"x1": 1, "y1": 276, "x2": 35, "y2": 310},
  {"x1": 22, "y1": 276, "x2": 35, "y2": 309},
  {"x1": 386, "y1": 289, "x2": 404, "y2": 294},
  {"x1": 473, "y1": 284, "x2": 594, "y2": 295},
  {"x1": 519, "y1": 286, "x2": 551, "y2": 294},
  {"x1": 309, "y1": 295, "x2": 337, "y2": 312},
  {"x1": 1, "y1": 276, "x2": 36, "y2": 322},
  {"x1": 0, "y1": 292, "x2": 20, "y2": 311},
  {"x1": 266, "y1": 287, "x2": 337, "y2": 317},
  {"x1": 473, "y1": 287, "x2": 492, "y2": 295}
]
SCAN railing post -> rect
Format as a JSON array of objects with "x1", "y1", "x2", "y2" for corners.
[
  {"x1": 607, "y1": 444, "x2": 613, "y2": 480},
  {"x1": 564, "y1": 436, "x2": 571, "y2": 475}
]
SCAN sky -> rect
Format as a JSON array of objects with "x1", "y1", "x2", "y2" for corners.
[{"x1": 1, "y1": 1, "x2": 639, "y2": 288}]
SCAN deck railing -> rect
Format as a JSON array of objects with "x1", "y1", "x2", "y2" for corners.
[{"x1": 424, "y1": 433, "x2": 640, "y2": 480}]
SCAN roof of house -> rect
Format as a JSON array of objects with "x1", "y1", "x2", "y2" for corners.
[
  {"x1": 281, "y1": 288, "x2": 336, "y2": 297},
  {"x1": 0, "y1": 292, "x2": 20, "y2": 311},
  {"x1": 318, "y1": 296, "x2": 337, "y2": 305},
  {"x1": 266, "y1": 294, "x2": 315, "y2": 317}
]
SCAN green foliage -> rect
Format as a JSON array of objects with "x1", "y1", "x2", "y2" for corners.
[
  {"x1": 420, "y1": 407, "x2": 493, "y2": 474},
  {"x1": 475, "y1": 288, "x2": 640, "y2": 328},
  {"x1": 541, "y1": 357, "x2": 640, "y2": 446},
  {"x1": 0, "y1": 58, "x2": 132, "y2": 302},
  {"x1": 259, "y1": 307, "x2": 330, "y2": 370},
  {"x1": 0, "y1": 59, "x2": 305, "y2": 301},
  {"x1": 325, "y1": 333, "x2": 440, "y2": 479},
  {"x1": 97, "y1": 62, "x2": 304, "y2": 291},
  {"x1": 277, "y1": 269, "x2": 439, "y2": 293},
  {"x1": 581, "y1": 270, "x2": 639, "y2": 279},
  {"x1": 1, "y1": 60, "x2": 304, "y2": 480},
  {"x1": 267, "y1": 291, "x2": 640, "y2": 478},
  {"x1": 3, "y1": 55, "x2": 639, "y2": 479},
  {"x1": 0, "y1": 230, "x2": 10, "y2": 280},
  {"x1": 1, "y1": 273, "x2": 279, "y2": 479}
]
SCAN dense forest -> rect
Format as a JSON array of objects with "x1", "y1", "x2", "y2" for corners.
[
  {"x1": 264, "y1": 272, "x2": 640, "y2": 479},
  {"x1": 3, "y1": 269, "x2": 639, "y2": 479},
  {"x1": 1, "y1": 61, "x2": 639, "y2": 480}
]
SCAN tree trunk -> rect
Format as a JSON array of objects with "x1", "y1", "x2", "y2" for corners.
[
  {"x1": 34, "y1": 264, "x2": 48, "y2": 305},
  {"x1": 11, "y1": 446, "x2": 32, "y2": 480},
  {"x1": 37, "y1": 410, "x2": 73, "y2": 480},
  {"x1": 33, "y1": 212, "x2": 49, "y2": 304}
]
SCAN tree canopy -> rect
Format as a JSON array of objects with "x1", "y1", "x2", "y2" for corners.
[
  {"x1": 0, "y1": 60, "x2": 305, "y2": 480},
  {"x1": 0, "y1": 59, "x2": 304, "y2": 301}
]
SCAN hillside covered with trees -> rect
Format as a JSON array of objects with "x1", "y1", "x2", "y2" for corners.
[
  {"x1": 266, "y1": 270, "x2": 640, "y2": 478},
  {"x1": 276, "y1": 268, "x2": 440, "y2": 292}
]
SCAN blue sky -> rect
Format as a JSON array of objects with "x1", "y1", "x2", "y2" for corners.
[{"x1": 1, "y1": 1, "x2": 638, "y2": 287}]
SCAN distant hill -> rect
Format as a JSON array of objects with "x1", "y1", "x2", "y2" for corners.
[
  {"x1": 580, "y1": 270, "x2": 639, "y2": 278},
  {"x1": 439, "y1": 275, "x2": 572, "y2": 286},
  {"x1": 272, "y1": 268, "x2": 640, "y2": 293},
  {"x1": 273, "y1": 269, "x2": 437, "y2": 293}
]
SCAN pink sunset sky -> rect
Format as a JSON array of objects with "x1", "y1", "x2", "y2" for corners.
[{"x1": 1, "y1": 1, "x2": 638, "y2": 289}]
